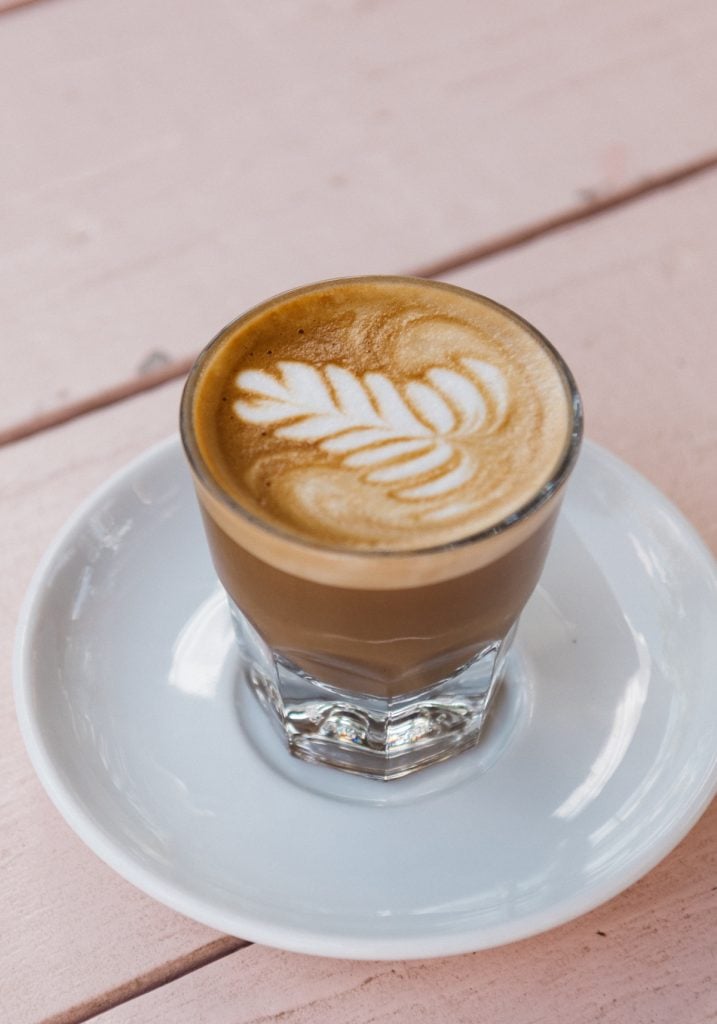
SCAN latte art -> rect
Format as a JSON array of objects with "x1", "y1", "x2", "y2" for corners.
[
  {"x1": 233, "y1": 357, "x2": 508, "y2": 515},
  {"x1": 190, "y1": 278, "x2": 573, "y2": 550}
]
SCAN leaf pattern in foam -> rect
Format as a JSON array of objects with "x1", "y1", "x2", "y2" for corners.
[{"x1": 233, "y1": 358, "x2": 508, "y2": 500}]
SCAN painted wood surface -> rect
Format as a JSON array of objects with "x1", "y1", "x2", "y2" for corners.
[
  {"x1": 2, "y1": 0, "x2": 717, "y2": 437},
  {"x1": 3, "y1": 162, "x2": 716, "y2": 1022}
]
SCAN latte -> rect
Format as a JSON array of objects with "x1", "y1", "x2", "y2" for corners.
[
  {"x1": 190, "y1": 278, "x2": 571, "y2": 553},
  {"x1": 181, "y1": 279, "x2": 582, "y2": 773}
]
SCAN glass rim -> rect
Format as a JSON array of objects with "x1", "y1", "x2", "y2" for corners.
[{"x1": 180, "y1": 275, "x2": 584, "y2": 561}]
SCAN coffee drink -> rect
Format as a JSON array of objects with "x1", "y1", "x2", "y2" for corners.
[{"x1": 181, "y1": 277, "x2": 582, "y2": 777}]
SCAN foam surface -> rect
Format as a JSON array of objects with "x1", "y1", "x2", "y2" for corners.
[{"x1": 192, "y1": 278, "x2": 573, "y2": 550}]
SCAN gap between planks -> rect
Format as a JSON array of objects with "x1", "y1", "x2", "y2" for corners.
[
  {"x1": 0, "y1": 0, "x2": 55, "y2": 15},
  {"x1": 39, "y1": 937, "x2": 249, "y2": 1024},
  {"x1": 3, "y1": 149, "x2": 717, "y2": 451}
]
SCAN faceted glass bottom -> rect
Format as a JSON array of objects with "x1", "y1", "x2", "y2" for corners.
[{"x1": 229, "y1": 598, "x2": 517, "y2": 780}]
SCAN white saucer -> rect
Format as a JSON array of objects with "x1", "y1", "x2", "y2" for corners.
[{"x1": 14, "y1": 438, "x2": 717, "y2": 960}]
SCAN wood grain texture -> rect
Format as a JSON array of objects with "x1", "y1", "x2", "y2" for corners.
[
  {"x1": 89, "y1": 803, "x2": 717, "y2": 1024},
  {"x1": 3, "y1": 164, "x2": 716, "y2": 1024},
  {"x1": 2, "y1": 0, "x2": 717, "y2": 434}
]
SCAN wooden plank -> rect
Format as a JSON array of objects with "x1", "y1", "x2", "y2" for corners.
[
  {"x1": 89, "y1": 804, "x2": 717, "y2": 1024},
  {"x1": 3, "y1": 163, "x2": 716, "y2": 1024},
  {"x1": 2, "y1": 0, "x2": 717, "y2": 435},
  {"x1": 0, "y1": 380, "x2": 249, "y2": 1024}
]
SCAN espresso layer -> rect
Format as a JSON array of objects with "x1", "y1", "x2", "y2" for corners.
[
  {"x1": 192, "y1": 278, "x2": 572, "y2": 551},
  {"x1": 200, "y1": 502, "x2": 560, "y2": 696}
]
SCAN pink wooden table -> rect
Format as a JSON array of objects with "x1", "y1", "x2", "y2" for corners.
[{"x1": 1, "y1": 1, "x2": 715, "y2": 1021}]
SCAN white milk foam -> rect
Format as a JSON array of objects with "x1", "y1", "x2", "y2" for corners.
[{"x1": 233, "y1": 357, "x2": 505, "y2": 515}]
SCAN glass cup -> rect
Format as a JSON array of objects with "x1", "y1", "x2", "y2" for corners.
[{"x1": 180, "y1": 278, "x2": 583, "y2": 780}]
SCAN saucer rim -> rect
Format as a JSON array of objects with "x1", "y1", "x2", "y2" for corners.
[{"x1": 13, "y1": 436, "x2": 717, "y2": 960}]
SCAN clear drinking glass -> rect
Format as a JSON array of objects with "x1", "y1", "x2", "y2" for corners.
[{"x1": 180, "y1": 279, "x2": 583, "y2": 780}]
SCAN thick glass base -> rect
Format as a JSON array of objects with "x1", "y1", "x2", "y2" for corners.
[{"x1": 229, "y1": 599, "x2": 516, "y2": 780}]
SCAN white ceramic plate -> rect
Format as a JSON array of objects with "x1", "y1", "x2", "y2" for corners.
[{"x1": 14, "y1": 438, "x2": 717, "y2": 959}]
